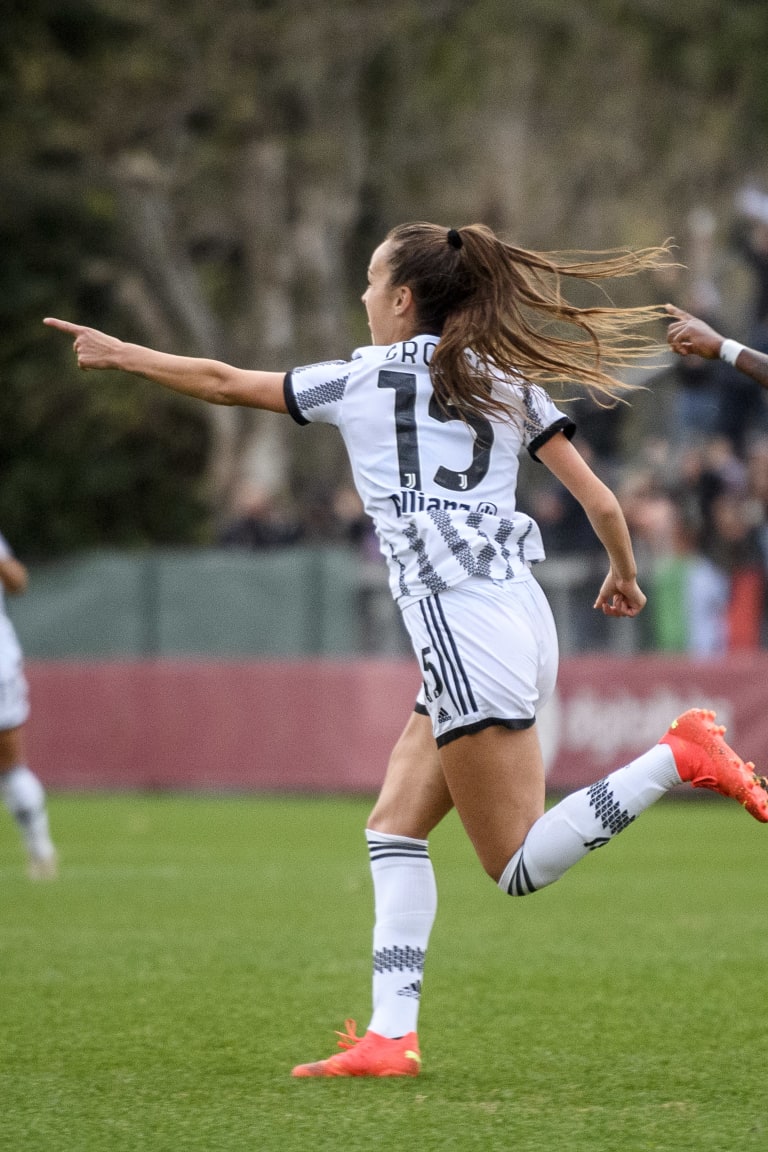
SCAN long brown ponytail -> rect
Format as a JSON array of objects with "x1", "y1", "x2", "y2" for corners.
[{"x1": 385, "y1": 221, "x2": 671, "y2": 423}]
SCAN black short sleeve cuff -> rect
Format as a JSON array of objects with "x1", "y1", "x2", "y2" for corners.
[
  {"x1": 527, "y1": 417, "x2": 576, "y2": 461},
  {"x1": 283, "y1": 372, "x2": 309, "y2": 425}
]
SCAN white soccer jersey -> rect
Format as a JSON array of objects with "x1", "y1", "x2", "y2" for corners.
[
  {"x1": 285, "y1": 335, "x2": 575, "y2": 607},
  {"x1": 0, "y1": 531, "x2": 15, "y2": 620},
  {"x1": 0, "y1": 532, "x2": 22, "y2": 659}
]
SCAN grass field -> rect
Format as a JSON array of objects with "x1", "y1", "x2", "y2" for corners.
[{"x1": 2, "y1": 792, "x2": 767, "y2": 1152}]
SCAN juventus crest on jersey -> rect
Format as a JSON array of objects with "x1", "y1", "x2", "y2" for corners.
[{"x1": 285, "y1": 335, "x2": 575, "y2": 608}]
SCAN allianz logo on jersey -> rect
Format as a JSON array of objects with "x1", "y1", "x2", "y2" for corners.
[{"x1": 389, "y1": 489, "x2": 499, "y2": 517}]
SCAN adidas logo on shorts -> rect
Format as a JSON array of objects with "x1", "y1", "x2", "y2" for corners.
[{"x1": 437, "y1": 707, "x2": 452, "y2": 724}]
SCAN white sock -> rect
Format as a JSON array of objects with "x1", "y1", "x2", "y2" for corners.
[
  {"x1": 499, "y1": 745, "x2": 679, "y2": 895},
  {"x1": 366, "y1": 829, "x2": 437, "y2": 1039},
  {"x1": 1, "y1": 765, "x2": 56, "y2": 861}
]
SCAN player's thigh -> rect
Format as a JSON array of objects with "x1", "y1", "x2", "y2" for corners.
[
  {"x1": 367, "y1": 709, "x2": 453, "y2": 838},
  {"x1": 439, "y1": 723, "x2": 546, "y2": 882},
  {"x1": 0, "y1": 724, "x2": 24, "y2": 771},
  {"x1": 0, "y1": 655, "x2": 28, "y2": 771}
]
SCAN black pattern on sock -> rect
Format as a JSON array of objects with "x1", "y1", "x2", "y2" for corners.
[
  {"x1": 367, "y1": 836, "x2": 430, "y2": 863},
  {"x1": 373, "y1": 945, "x2": 425, "y2": 974},
  {"x1": 586, "y1": 777, "x2": 636, "y2": 837}
]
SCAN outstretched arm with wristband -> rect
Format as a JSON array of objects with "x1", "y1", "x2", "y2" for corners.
[{"x1": 665, "y1": 302, "x2": 768, "y2": 389}]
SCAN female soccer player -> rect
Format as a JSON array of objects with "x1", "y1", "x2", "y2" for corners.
[
  {"x1": 45, "y1": 222, "x2": 768, "y2": 1075},
  {"x1": 0, "y1": 531, "x2": 57, "y2": 878}
]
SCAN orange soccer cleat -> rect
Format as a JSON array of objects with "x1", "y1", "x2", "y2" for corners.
[
  {"x1": 291, "y1": 1019, "x2": 422, "y2": 1078},
  {"x1": 660, "y1": 708, "x2": 768, "y2": 823}
]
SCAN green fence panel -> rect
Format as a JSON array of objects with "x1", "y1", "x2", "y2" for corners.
[
  {"x1": 8, "y1": 547, "x2": 366, "y2": 658},
  {"x1": 9, "y1": 552, "x2": 147, "y2": 657}
]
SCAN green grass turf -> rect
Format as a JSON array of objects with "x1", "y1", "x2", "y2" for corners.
[{"x1": 1, "y1": 793, "x2": 766, "y2": 1152}]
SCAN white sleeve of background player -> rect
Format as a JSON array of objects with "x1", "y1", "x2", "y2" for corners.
[
  {"x1": 283, "y1": 359, "x2": 352, "y2": 427},
  {"x1": 521, "y1": 384, "x2": 577, "y2": 460}
]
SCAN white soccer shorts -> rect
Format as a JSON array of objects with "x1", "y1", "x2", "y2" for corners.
[
  {"x1": 403, "y1": 572, "x2": 558, "y2": 747},
  {"x1": 0, "y1": 650, "x2": 30, "y2": 730}
]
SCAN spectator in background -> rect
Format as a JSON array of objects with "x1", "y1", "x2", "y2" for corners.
[
  {"x1": 0, "y1": 532, "x2": 58, "y2": 879},
  {"x1": 301, "y1": 483, "x2": 378, "y2": 556},
  {"x1": 650, "y1": 500, "x2": 729, "y2": 657},
  {"x1": 731, "y1": 186, "x2": 768, "y2": 327},
  {"x1": 669, "y1": 321, "x2": 734, "y2": 448},
  {"x1": 615, "y1": 456, "x2": 736, "y2": 656},
  {"x1": 679, "y1": 437, "x2": 748, "y2": 558},
  {"x1": 563, "y1": 391, "x2": 627, "y2": 481},
  {"x1": 706, "y1": 491, "x2": 764, "y2": 651},
  {"x1": 669, "y1": 344, "x2": 725, "y2": 445},
  {"x1": 666, "y1": 305, "x2": 768, "y2": 650},
  {"x1": 746, "y1": 439, "x2": 768, "y2": 646},
  {"x1": 717, "y1": 357, "x2": 768, "y2": 459},
  {"x1": 746, "y1": 438, "x2": 768, "y2": 571},
  {"x1": 216, "y1": 480, "x2": 304, "y2": 549},
  {"x1": 531, "y1": 478, "x2": 602, "y2": 556},
  {"x1": 615, "y1": 467, "x2": 673, "y2": 572}
]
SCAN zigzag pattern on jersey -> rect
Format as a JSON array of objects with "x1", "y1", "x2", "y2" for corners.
[
  {"x1": 522, "y1": 387, "x2": 547, "y2": 440},
  {"x1": 446, "y1": 510, "x2": 501, "y2": 578},
  {"x1": 429, "y1": 509, "x2": 497, "y2": 579},
  {"x1": 404, "y1": 508, "x2": 522, "y2": 592},
  {"x1": 291, "y1": 359, "x2": 347, "y2": 376},
  {"x1": 479, "y1": 512, "x2": 519, "y2": 575},
  {"x1": 297, "y1": 374, "x2": 349, "y2": 412},
  {"x1": 517, "y1": 521, "x2": 533, "y2": 564},
  {"x1": 386, "y1": 540, "x2": 410, "y2": 600},
  {"x1": 367, "y1": 835, "x2": 430, "y2": 864},
  {"x1": 438, "y1": 509, "x2": 493, "y2": 576},
  {"x1": 373, "y1": 945, "x2": 426, "y2": 974},
  {"x1": 402, "y1": 523, "x2": 450, "y2": 595},
  {"x1": 587, "y1": 777, "x2": 636, "y2": 836}
]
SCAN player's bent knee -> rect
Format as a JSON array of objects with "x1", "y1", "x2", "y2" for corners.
[
  {"x1": 366, "y1": 809, "x2": 428, "y2": 839},
  {"x1": 478, "y1": 847, "x2": 516, "y2": 885}
]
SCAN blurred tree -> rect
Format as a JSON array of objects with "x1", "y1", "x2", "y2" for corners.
[
  {"x1": 2, "y1": 0, "x2": 768, "y2": 554},
  {"x1": 0, "y1": 0, "x2": 212, "y2": 553}
]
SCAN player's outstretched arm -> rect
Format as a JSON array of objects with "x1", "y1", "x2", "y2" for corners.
[
  {"x1": 665, "y1": 303, "x2": 768, "y2": 390},
  {"x1": 43, "y1": 318, "x2": 288, "y2": 413}
]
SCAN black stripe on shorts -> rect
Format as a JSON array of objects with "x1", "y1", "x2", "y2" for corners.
[{"x1": 436, "y1": 715, "x2": 535, "y2": 749}]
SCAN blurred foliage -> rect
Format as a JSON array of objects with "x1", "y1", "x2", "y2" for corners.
[{"x1": 2, "y1": 0, "x2": 768, "y2": 555}]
